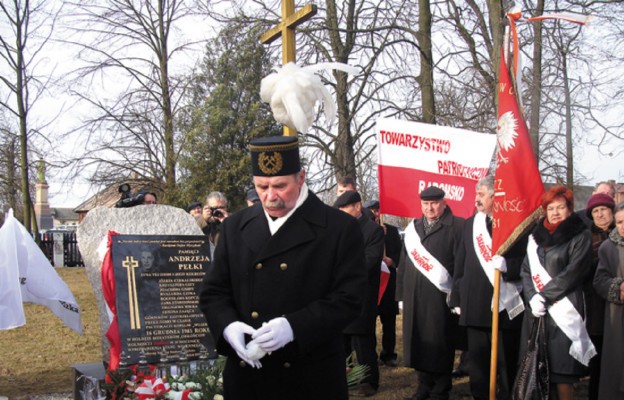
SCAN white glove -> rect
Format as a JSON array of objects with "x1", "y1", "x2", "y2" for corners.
[
  {"x1": 529, "y1": 294, "x2": 546, "y2": 317},
  {"x1": 252, "y1": 317, "x2": 294, "y2": 352},
  {"x1": 492, "y1": 255, "x2": 507, "y2": 273},
  {"x1": 223, "y1": 321, "x2": 262, "y2": 368},
  {"x1": 452, "y1": 307, "x2": 461, "y2": 315}
]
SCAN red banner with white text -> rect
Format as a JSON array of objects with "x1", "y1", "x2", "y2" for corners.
[
  {"x1": 376, "y1": 118, "x2": 497, "y2": 218},
  {"x1": 492, "y1": 54, "x2": 544, "y2": 255}
]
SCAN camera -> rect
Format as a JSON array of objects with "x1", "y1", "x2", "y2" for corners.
[
  {"x1": 210, "y1": 207, "x2": 224, "y2": 218},
  {"x1": 115, "y1": 184, "x2": 146, "y2": 208}
]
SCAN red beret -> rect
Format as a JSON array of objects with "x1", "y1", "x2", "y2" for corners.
[{"x1": 586, "y1": 193, "x2": 615, "y2": 218}]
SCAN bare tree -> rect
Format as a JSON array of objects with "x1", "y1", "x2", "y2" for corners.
[
  {"x1": 0, "y1": 0, "x2": 59, "y2": 230},
  {"x1": 526, "y1": 0, "x2": 546, "y2": 157},
  {"x1": 199, "y1": 1, "x2": 427, "y2": 194},
  {"x1": 0, "y1": 122, "x2": 20, "y2": 222},
  {"x1": 418, "y1": 0, "x2": 435, "y2": 124},
  {"x1": 61, "y1": 0, "x2": 204, "y2": 201}
]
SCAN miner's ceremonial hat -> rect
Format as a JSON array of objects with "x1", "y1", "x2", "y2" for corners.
[
  {"x1": 419, "y1": 186, "x2": 445, "y2": 200},
  {"x1": 249, "y1": 136, "x2": 301, "y2": 176},
  {"x1": 333, "y1": 191, "x2": 362, "y2": 208}
]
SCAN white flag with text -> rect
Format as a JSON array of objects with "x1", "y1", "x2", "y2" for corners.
[{"x1": 0, "y1": 209, "x2": 82, "y2": 334}]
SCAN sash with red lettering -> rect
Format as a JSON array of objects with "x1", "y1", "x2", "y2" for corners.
[
  {"x1": 527, "y1": 235, "x2": 596, "y2": 366},
  {"x1": 403, "y1": 221, "x2": 452, "y2": 299},
  {"x1": 472, "y1": 213, "x2": 524, "y2": 319}
]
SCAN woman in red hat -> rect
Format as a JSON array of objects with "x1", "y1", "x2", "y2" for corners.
[{"x1": 584, "y1": 193, "x2": 616, "y2": 400}]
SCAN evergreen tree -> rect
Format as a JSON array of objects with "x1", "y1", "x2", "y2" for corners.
[{"x1": 177, "y1": 20, "x2": 281, "y2": 210}]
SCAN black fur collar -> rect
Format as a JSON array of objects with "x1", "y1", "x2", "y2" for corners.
[{"x1": 532, "y1": 212, "x2": 587, "y2": 247}]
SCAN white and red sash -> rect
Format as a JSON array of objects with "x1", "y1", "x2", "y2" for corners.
[
  {"x1": 472, "y1": 212, "x2": 525, "y2": 319},
  {"x1": 527, "y1": 235, "x2": 596, "y2": 366},
  {"x1": 404, "y1": 220, "x2": 453, "y2": 295}
]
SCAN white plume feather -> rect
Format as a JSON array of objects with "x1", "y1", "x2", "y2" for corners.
[{"x1": 260, "y1": 62, "x2": 359, "y2": 133}]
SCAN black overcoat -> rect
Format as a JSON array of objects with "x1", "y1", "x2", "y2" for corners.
[
  {"x1": 520, "y1": 213, "x2": 592, "y2": 377},
  {"x1": 400, "y1": 207, "x2": 464, "y2": 373},
  {"x1": 450, "y1": 213, "x2": 526, "y2": 330},
  {"x1": 593, "y1": 233, "x2": 624, "y2": 399},
  {"x1": 199, "y1": 192, "x2": 367, "y2": 400},
  {"x1": 378, "y1": 223, "x2": 402, "y2": 315},
  {"x1": 344, "y1": 213, "x2": 384, "y2": 334}
]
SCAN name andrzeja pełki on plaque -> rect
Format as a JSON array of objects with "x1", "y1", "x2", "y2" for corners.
[{"x1": 111, "y1": 235, "x2": 216, "y2": 363}]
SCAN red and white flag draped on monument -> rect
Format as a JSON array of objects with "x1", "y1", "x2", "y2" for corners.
[{"x1": 491, "y1": 53, "x2": 544, "y2": 255}]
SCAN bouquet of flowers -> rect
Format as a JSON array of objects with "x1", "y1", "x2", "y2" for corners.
[{"x1": 103, "y1": 357, "x2": 225, "y2": 400}]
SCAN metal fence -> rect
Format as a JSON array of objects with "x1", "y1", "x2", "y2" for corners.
[{"x1": 39, "y1": 231, "x2": 84, "y2": 267}]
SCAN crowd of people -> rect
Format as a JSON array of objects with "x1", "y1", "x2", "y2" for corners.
[{"x1": 178, "y1": 134, "x2": 622, "y2": 400}]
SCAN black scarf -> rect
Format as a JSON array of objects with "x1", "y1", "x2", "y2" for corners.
[{"x1": 532, "y1": 212, "x2": 587, "y2": 248}]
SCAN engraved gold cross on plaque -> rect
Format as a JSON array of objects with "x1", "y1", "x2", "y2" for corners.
[
  {"x1": 261, "y1": 0, "x2": 317, "y2": 137},
  {"x1": 122, "y1": 255, "x2": 141, "y2": 330}
]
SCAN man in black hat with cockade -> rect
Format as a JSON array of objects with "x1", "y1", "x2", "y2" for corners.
[
  {"x1": 400, "y1": 186, "x2": 465, "y2": 400},
  {"x1": 245, "y1": 188, "x2": 260, "y2": 207},
  {"x1": 199, "y1": 136, "x2": 367, "y2": 400},
  {"x1": 186, "y1": 201, "x2": 202, "y2": 217},
  {"x1": 334, "y1": 191, "x2": 385, "y2": 397}
]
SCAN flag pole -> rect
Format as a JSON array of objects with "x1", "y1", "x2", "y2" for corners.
[
  {"x1": 489, "y1": 268, "x2": 501, "y2": 400},
  {"x1": 489, "y1": 22, "x2": 512, "y2": 400}
]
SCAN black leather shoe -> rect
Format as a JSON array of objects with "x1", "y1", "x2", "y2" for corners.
[
  {"x1": 451, "y1": 367, "x2": 467, "y2": 378},
  {"x1": 383, "y1": 358, "x2": 398, "y2": 367}
]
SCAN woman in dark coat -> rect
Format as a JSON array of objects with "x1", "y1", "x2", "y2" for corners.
[
  {"x1": 584, "y1": 193, "x2": 616, "y2": 400},
  {"x1": 593, "y1": 201, "x2": 624, "y2": 400},
  {"x1": 520, "y1": 185, "x2": 593, "y2": 400}
]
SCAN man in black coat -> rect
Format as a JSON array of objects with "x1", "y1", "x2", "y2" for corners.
[
  {"x1": 364, "y1": 199, "x2": 403, "y2": 367},
  {"x1": 199, "y1": 136, "x2": 367, "y2": 400},
  {"x1": 401, "y1": 186, "x2": 465, "y2": 400},
  {"x1": 450, "y1": 176, "x2": 526, "y2": 400},
  {"x1": 335, "y1": 191, "x2": 385, "y2": 397}
]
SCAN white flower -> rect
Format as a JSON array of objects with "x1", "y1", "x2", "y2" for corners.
[
  {"x1": 185, "y1": 381, "x2": 202, "y2": 390},
  {"x1": 213, "y1": 395, "x2": 224, "y2": 400},
  {"x1": 206, "y1": 375, "x2": 216, "y2": 386},
  {"x1": 188, "y1": 393, "x2": 202, "y2": 400}
]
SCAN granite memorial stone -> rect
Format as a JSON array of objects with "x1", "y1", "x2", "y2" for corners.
[{"x1": 77, "y1": 205, "x2": 205, "y2": 363}]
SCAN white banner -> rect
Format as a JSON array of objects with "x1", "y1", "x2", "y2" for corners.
[
  {"x1": 0, "y1": 210, "x2": 26, "y2": 330},
  {"x1": 0, "y1": 209, "x2": 82, "y2": 333},
  {"x1": 376, "y1": 118, "x2": 496, "y2": 218}
]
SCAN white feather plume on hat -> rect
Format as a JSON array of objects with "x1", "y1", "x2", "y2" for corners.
[{"x1": 260, "y1": 62, "x2": 359, "y2": 133}]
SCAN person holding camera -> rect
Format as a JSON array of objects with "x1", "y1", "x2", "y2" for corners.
[{"x1": 195, "y1": 191, "x2": 229, "y2": 257}]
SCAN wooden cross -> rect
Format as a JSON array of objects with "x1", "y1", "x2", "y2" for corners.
[{"x1": 261, "y1": 0, "x2": 317, "y2": 136}]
